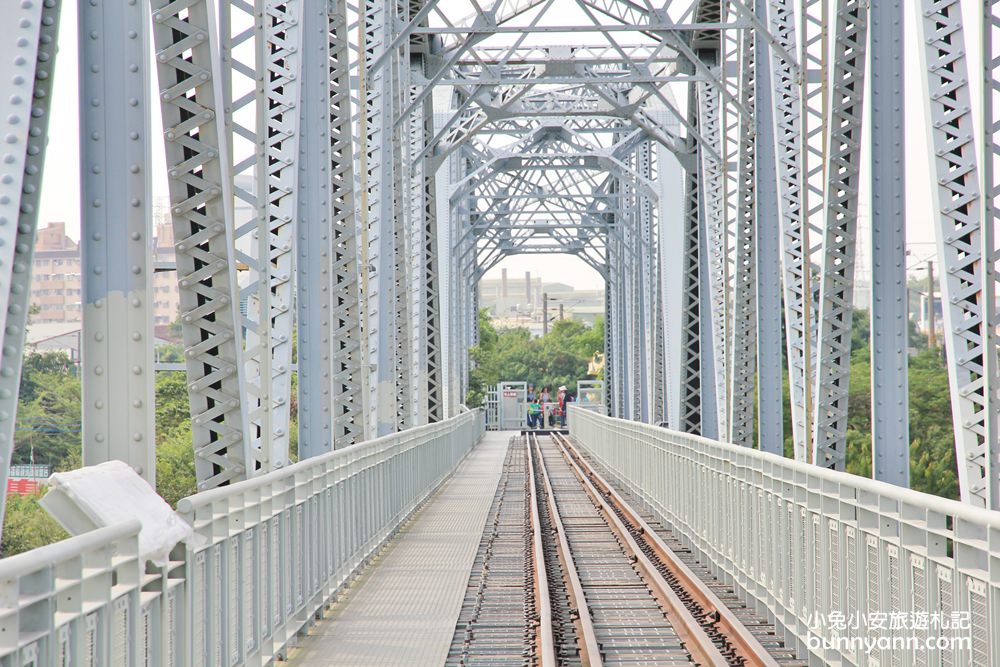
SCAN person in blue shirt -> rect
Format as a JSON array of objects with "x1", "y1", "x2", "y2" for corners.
[{"x1": 526, "y1": 384, "x2": 537, "y2": 428}]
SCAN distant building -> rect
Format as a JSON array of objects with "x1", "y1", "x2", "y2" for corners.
[
  {"x1": 26, "y1": 321, "x2": 83, "y2": 362},
  {"x1": 152, "y1": 198, "x2": 181, "y2": 326},
  {"x1": 31, "y1": 212, "x2": 183, "y2": 328},
  {"x1": 478, "y1": 269, "x2": 545, "y2": 316},
  {"x1": 25, "y1": 321, "x2": 173, "y2": 363},
  {"x1": 479, "y1": 268, "x2": 605, "y2": 331},
  {"x1": 30, "y1": 222, "x2": 82, "y2": 323}
]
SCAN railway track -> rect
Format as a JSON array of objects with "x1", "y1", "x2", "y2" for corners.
[{"x1": 448, "y1": 434, "x2": 804, "y2": 666}]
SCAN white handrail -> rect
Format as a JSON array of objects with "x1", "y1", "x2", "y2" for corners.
[
  {"x1": 568, "y1": 406, "x2": 997, "y2": 666},
  {"x1": 0, "y1": 410, "x2": 485, "y2": 666}
]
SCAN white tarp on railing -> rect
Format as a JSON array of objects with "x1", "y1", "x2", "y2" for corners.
[{"x1": 569, "y1": 406, "x2": 1000, "y2": 667}]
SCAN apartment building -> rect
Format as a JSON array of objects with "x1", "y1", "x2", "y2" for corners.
[
  {"x1": 30, "y1": 223, "x2": 82, "y2": 323},
  {"x1": 152, "y1": 199, "x2": 181, "y2": 325},
  {"x1": 30, "y1": 211, "x2": 182, "y2": 327}
]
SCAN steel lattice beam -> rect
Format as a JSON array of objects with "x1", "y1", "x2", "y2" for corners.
[
  {"x1": 754, "y1": 0, "x2": 785, "y2": 455},
  {"x1": 697, "y1": 76, "x2": 729, "y2": 440},
  {"x1": 728, "y1": 25, "x2": 757, "y2": 447},
  {"x1": 766, "y1": 0, "x2": 809, "y2": 461},
  {"x1": 812, "y1": 0, "x2": 868, "y2": 470},
  {"x1": 151, "y1": 0, "x2": 250, "y2": 489},
  {"x1": 917, "y1": 0, "x2": 999, "y2": 507}
]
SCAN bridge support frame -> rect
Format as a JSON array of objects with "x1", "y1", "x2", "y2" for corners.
[{"x1": 79, "y1": 0, "x2": 155, "y2": 481}]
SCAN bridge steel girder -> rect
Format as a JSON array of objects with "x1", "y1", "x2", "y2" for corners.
[
  {"x1": 391, "y1": 32, "x2": 413, "y2": 433},
  {"x1": 754, "y1": 0, "x2": 784, "y2": 455},
  {"x1": 296, "y1": 0, "x2": 365, "y2": 456},
  {"x1": 0, "y1": 0, "x2": 61, "y2": 534},
  {"x1": 419, "y1": 103, "x2": 445, "y2": 422},
  {"x1": 79, "y1": 0, "x2": 155, "y2": 480},
  {"x1": 361, "y1": 0, "x2": 402, "y2": 437},
  {"x1": 220, "y1": 0, "x2": 301, "y2": 472},
  {"x1": 677, "y1": 92, "x2": 703, "y2": 435},
  {"x1": 150, "y1": 0, "x2": 250, "y2": 489},
  {"x1": 917, "y1": 0, "x2": 999, "y2": 509},
  {"x1": 728, "y1": 25, "x2": 758, "y2": 448},
  {"x1": 297, "y1": 0, "x2": 334, "y2": 457},
  {"x1": 696, "y1": 74, "x2": 728, "y2": 440},
  {"x1": 869, "y1": 0, "x2": 909, "y2": 487},
  {"x1": 764, "y1": 0, "x2": 809, "y2": 461},
  {"x1": 811, "y1": 0, "x2": 868, "y2": 471}
]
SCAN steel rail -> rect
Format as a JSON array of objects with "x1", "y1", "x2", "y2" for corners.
[
  {"x1": 530, "y1": 433, "x2": 604, "y2": 666},
  {"x1": 525, "y1": 434, "x2": 558, "y2": 667},
  {"x1": 552, "y1": 432, "x2": 781, "y2": 667}
]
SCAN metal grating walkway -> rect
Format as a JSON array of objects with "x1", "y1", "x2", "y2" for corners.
[{"x1": 287, "y1": 431, "x2": 512, "y2": 666}]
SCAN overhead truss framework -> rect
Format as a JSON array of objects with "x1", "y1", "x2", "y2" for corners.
[{"x1": 5, "y1": 0, "x2": 1000, "y2": 530}]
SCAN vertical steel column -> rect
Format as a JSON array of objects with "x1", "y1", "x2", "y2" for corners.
[
  {"x1": 406, "y1": 62, "x2": 429, "y2": 427},
  {"x1": 220, "y1": 0, "x2": 300, "y2": 471},
  {"x1": 218, "y1": 0, "x2": 267, "y2": 469},
  {"x1": 605, "y1": 220, "x2": 626, "y2": 419},
  {"x1": 755, "y1": 0, "x2": 787, "y2": 455},
  {"x1": 603, "y1": 277, "x2": 615, "y2": 416},
  {"x1": 328, "y1": 0, "x2": 365, "y2": 445},
  {"x1": 767, "y1": 0, "x2": 808, "y2": 459},
  {"x1": 297, "y1": 0, "x2": 335, "y2": 457},
  {"x1": 257, "y1": 1, "x2": 300, "y2": 468},
  {"x1": 811, "y1": 0, "x2": 868, "y2": 470},
  {"x1": 656, "y1": 141, "x2": 687, "y2": 429},
  {"x1": 698, "y1": 190, "x2": 720, "y2": 440},
  {"x1": 151, "y1": 0, "x2": 250, "y2": 488},
  {"x1": 678, "y1": 96, "x2": 702, "y2": 434},
  {"x1": 80, "y1": 0, "x2": 155, "y2": 479},
  {"x1": 421, "y1": 94, "x2": 444, "y2": 422},
  {"x1": 361, "y1": 0, "x2": 400, "y2": 436},
  {"x1": 391, "y1": 11, "x2": 413, "y2": 430},
  {"x1": 650, "y1": 144, "x2": 666, "y2": 423},
  {"x1": 637, "y1": 142, "x2": 654, "y2": 422},
  {"x1": 0, "y1": 0, "x2": 61, "y2": 529},
  {"x1": 729, "y1": 26, "x2": 757, "y2": 448},
  {"x1": 869, "y1": 0, "x2": 909, "y2": 486},
  {"x1": 696, "y1": 76, "x2": 727, "y2": 439},
  {"x1": 980, "y1": 0, "x2": 1000, "y2": 509},
  {"x1": 917, "y1": 0, "x2": 997, "y2": 507},
  {"x1": 798, "y1": 0, "x2": 828, "y2": 462}
]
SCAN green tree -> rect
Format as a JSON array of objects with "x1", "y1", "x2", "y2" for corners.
[
  {"x1": 1, "y1": 493, "x2": 68, "y2": 557},
  {"x1": 156, "y1": 423, "x2": 197, "y2": 508},
  {"x1": 466, "y1": 311, "x2": 604, "y2": 407},
  {"x1": 154, "y1": 372, "x2": 197, "y2": 506},
  {"x1": 13, "y1": 353, "x2": 81, "y2": 470}
]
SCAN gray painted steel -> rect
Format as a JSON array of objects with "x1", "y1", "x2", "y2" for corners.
[
  {"x1": 869, "y1": 0, "x2": 909, "y2": 487},
  {"x1": 79, "y1": 0, "x2": 155, "y2": 481}
]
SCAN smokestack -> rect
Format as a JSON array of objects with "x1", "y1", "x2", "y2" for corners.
[
  {"x1": 525, "y1": 271, "x2": 532, "y2": 308},
  {"x1": 501, "y1": 268, "x2": 508, "y2": 298}
]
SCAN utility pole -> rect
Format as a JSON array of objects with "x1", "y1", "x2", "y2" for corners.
[
  {"x1": 542, "y1": 292, "x2": 548, "y2": 336},
  {"x1": 927, "y1": 260, "x2": 936, "y2": 348}
]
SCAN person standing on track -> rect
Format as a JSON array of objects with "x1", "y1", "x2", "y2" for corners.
[
  {"x1": 557, "y1": 385, "x2": 572, "y2": 428},
  {"x1": 527, "y1": 397, "x2": 542, "y2": 429},
  {"x1": 526, "y1": 384, "x2": 538, "y2": 428}
]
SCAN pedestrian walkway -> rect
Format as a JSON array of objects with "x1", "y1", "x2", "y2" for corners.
[{"x1": 287, "y1": 431, "x2": 513, "y2": 666}]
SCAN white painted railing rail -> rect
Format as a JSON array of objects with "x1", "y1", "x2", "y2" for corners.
[
  {"x1": 569, "y1": 407, "x2": 1000, "y2": 667},
  {"x1": 0, "y1": 409, "x2": 484, "y2": 667}
]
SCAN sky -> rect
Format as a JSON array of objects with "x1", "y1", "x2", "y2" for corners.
[{"x1": 36, "y1": 0, "x2": 963, "y2": 292}]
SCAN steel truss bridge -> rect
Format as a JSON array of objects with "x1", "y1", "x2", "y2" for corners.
[{"x1": 0, "y1": 0, "x2": 999, "y2": 664}]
